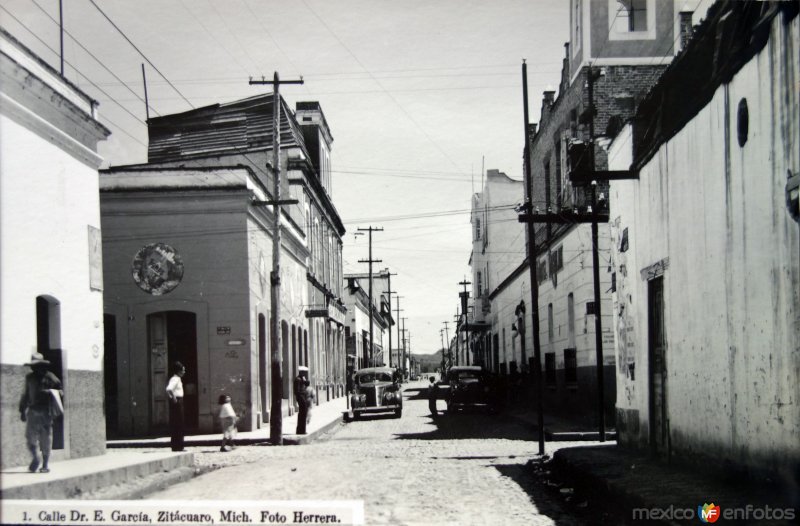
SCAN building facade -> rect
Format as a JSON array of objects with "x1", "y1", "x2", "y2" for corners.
[
  {"x1": 100, "y1": 94, "x2": 346, "y2": 437},
  {"x1": 0, "y1": 29, "x2": 110, "y2": 467},
  {"x1": 608, "y1": 2, "x2": 799, "y2": 477}
]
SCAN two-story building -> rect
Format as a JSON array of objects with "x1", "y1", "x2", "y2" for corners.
[{"x1": 100, "y1": 93, "x2": 346, "y2": 437}]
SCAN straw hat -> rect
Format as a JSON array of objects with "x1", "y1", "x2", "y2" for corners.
[{"x1": 25, "y1": 352, "x2": 50, "y2": 366}]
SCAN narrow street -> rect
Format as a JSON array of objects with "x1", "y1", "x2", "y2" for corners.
[{"x1": 147, "y1": 383, "x2": 590, "y2": 525}]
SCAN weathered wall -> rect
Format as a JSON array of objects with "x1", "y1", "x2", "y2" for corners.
[{"x1": 609, "y1": 13, "x2": 800, "y2": 477}]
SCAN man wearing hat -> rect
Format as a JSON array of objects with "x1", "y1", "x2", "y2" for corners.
[
  {"x1": 18, "y1": 352, "x2": 63, "y2": 473},
  {"x1": 293, "y1": 366, "x2": 312, "y2": 434}
]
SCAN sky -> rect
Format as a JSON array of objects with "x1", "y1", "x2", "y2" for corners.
[{"x1": 1, "y1": 0, "x2": 570, "y2": 355}]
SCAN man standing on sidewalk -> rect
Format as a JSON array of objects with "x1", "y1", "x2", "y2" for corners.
[
  {"x1": 294, "y1": 366, "x2": 311, "y2": 434},
  {"x1": 19, "y1": 352, "x2": 63, "y2": 473}
]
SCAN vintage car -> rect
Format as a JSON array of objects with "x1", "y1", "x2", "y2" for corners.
[
  {"x1": 350, "y1": 367, "x2": 403, "y2": 419},
  {"x1": 445, "y1": 366, "x2": 494, "y2": 413}
]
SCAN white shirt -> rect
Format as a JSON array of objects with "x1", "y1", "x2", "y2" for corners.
[
  {"x1": 219, "y1": 402, "x2": 236, "y2": 419},
  {"x1": 166, "y1": 375, "x2": 184, "y2": 399}
]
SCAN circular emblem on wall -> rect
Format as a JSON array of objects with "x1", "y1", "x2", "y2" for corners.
[{"x1": 131, "y1": 243, "x2": 184, "y2": 295}]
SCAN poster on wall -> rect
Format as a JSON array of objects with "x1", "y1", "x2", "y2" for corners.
[{"x1": 87, "y1": 225, "x2": 103, "y2": 291}]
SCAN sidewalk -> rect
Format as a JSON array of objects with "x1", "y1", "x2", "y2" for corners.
[
  {"x1": 1, "y1": 395, "x2": 349, "y2": 500},
  {"x1": 548, "y1": 444, "x2": 799, "y2": 524},
  {"x1": 108, "y1": 395, "x2": 349, "y2": 448},
  {"x1": 506, "y1": 407, "x2": 617, "y2": 441}
]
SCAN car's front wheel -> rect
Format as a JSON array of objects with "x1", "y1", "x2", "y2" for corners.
[{"x1": 394, "y1": 407, "x2": 402, "y2": 418}]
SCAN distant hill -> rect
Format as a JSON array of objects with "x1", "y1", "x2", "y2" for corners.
[{"x1": 413, "y1": 352, "x2": 445, "y2": 373}]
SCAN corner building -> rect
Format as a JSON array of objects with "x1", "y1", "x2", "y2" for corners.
[{"x1": 100, "y1": 94, "x2": 345, "y2": 437}]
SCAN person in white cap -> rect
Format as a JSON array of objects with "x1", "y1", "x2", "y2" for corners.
[{"x1": 18, "y1": 352, "x2": 63, "y2": 473}]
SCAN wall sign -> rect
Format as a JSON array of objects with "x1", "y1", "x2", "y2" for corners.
[{"x1": 131, "y1": 243, "x2": 184, "y2": 295}]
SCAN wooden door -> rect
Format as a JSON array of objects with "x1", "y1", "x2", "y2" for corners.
[{"x1": 148, "y1": 313, "x2": 169, "y2": 428}]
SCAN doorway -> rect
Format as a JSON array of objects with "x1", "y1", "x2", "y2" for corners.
[
  {"x1": 103, "y1": 314, "x2": 118, "y2": 436},
  {"x1": 648, "y1": 277, "x2": 668, "y2": 454},
  {"x1": 37, "y1": 296, "x2": 64, "y2": 450},
  {"x1": 147, "y1": 311, "x2": 198, "y2": 432}
]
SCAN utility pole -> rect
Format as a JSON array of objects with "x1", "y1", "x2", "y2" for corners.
[
  {"x1": 439, "y1": 329, "x2": 446, "y2": 374},
  {"x1": 458, "y1": 278, "x2": 471, "y2": 368},
  {"x1": 520, "y1": 60, "x2": 545, "y2": 455},
  {"x1": 381, "y1": 270, "x2": 397, "y2": 367},
  {"x1": 249, "y1": 72, "x2": 304, "y2": 446},
  {"x1": 59, "y1": 0, "x2": 64, "y2": 75},
  {"x1": 400, "y1": 318, "x2": 408, "y2": 377},
  {"x1": 394, "y1": 297, "x2": 404, "y2": 372},
  {"x1": 443, "y1": 321, "x2": 450, "y2": 370},
  {"x1": 358, "y1": 227, "x2": 383, "y2": 367},
  {"x1": 587, "y1": 65, "x2": 606, "y2": 442}
]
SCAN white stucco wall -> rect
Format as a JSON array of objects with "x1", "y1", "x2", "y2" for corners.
[
  {"x1": 0, "y1": 112, "x2": 104, "y2": 371},
  {"x1": 609, "y1": 14, "x2": 799, "y2": 471}
]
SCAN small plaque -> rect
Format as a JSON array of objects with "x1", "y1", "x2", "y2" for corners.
[{"x1": 217, "y1": 326, "x2": 231, "y2": 335}]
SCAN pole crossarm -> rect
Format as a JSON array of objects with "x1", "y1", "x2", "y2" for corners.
[
  {"x1": 518, "y1": 211, "x2": 609, "y2": 224},
  {"x1": 252, "y1": 199, "x2": 300, "y2": 206},
  {"x1": 569, "y1": 169, "x2": 638, "y2": 185}
]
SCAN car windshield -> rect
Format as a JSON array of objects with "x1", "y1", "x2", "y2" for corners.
[
  {"x1": 454, "y1": 371, "x2": 482, "y2": 381},
  {"x1": 357, "y1": 372, "x2": 393, "y2": 384}
]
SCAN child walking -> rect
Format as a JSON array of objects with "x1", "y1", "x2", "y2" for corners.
[{"x1": 218, "y1": 394, "x2": 237, "y2": 452}]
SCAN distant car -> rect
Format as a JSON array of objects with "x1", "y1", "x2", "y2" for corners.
[
  {"x1": 445, "y1": 366, "x2": 494, "y2": 413},
  {"x1": 350, "y1": 367, "x2": 403, "y2": 419}
]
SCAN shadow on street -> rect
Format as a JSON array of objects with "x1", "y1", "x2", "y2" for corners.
[{"x1": 392, "y1": 411, "x2": 535, "y2": 441}]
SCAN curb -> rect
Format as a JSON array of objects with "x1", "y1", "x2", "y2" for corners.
[{"x1": 283, "y1": 415, "x2": 345, "y2": 445}]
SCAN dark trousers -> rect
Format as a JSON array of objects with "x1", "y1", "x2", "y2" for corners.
[
  {"x1": 169, "y1": 398, "x2": 184, "y2": 451},
  {"x1": 296, "y1": 400, "x2": 308, "y2": 434},
  {"x1": 429, "y1": 397, "x2": 437, "y2": 416}
]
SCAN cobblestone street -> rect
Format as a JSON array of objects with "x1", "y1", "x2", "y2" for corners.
[{"x1": 146, "y1": 383, "x2": 593, "y2": 525}]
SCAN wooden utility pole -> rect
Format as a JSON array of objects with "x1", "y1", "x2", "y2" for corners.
[
  {"x1": 520, "y1": 60, "x2": 545, "y2": 456},
  {"x1": 358, "y1": 227, "x2": 383, "y2": 366},
  {"x1": 141, "y1": 64, "x2": 150, "y2": 120},
  {"x1": 400, "y1": 318, "x2": 408, "y2": 376},
  {"x1": 442, "y1": 321, "x2": 451, "y2": 369},
  {"x1": 249, "y1": 72, "x2": 304, "y2": 446},
  {"x1": 587, "y1": 65, "x2": 606, "y2": 442},
  {"x1": 458, "y1": 278, "x2": 471, "y2": 368},
  {"x1": 381, "y1": 270, "x2": 397, "y2": 367},
  {"x1": 395, "y1": 296, "x2": 404, "y2": 371}
]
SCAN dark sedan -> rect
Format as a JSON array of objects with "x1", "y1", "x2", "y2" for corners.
[
  {"x1": 350, "y1": 367, "x2": 403, "y2": 419},
  {"x1": 445, "y1": 366, "x2": 495, "y2": 413}
]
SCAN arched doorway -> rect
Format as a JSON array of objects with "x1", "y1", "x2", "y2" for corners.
[{"x1": 147, "y1": 311, "x2": 198, "y2": 433}]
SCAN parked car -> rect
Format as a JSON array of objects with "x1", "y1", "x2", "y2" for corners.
[
  {"x1": 350, "y1": 367, "x2": 403, "y2": 419},
  {"x1": 445, "y1": 366, "x2": 495, "y2": 413}
]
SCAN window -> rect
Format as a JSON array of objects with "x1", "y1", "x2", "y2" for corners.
[
  {"x1": 586, "y1": 301, "x2": 596, "y2": 315},
  {"x1": 548, "y1": 304, "x2": 554, "y2": 343},
  {"x1": 549, "y1": 246, "x2": 563, "y2": 274},
  {"x1": 477, "y1": 271, "x2": 483, "y2": 297},
  {"x1": 564, "y1": 348, "x2": 577, "y2": 384},
  {"x1": 572, "y1": 0, "x2": 582, "y2": 54},
  {"x1": 545, "y1": 352, "x2": 556, "y2": 386},
  {"x1": 609, "y1": 0, "x2": 655, "y2": 39},
  {"x1": 537, "y1": 259, "x2": 548, "y2": 284},
  {"x1": 567, "y1": 293, "x2": 576, "y2": 348},
  {"x1": 475, "y1": 218, "x2": 481, "y2": 241},
  {"x1": 620, "y1": 227, "x2": 629, "y2": 252}
]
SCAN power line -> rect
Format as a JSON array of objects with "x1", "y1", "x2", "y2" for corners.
[{"x1": 87, "y1": 0, "x2": 194, "y2": 109}]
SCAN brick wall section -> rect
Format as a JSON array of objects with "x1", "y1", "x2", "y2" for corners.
[{"x1": 528, "y1": 64, "x2": 666, "y2": 249}]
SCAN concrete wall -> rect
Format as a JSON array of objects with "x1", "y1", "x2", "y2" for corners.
[{"x1": 609, "y1": 13, "x2": 800, "y2": 477}]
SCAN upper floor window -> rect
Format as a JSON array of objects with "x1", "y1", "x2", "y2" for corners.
[
  {"x1": 477, "y1": 271, "x2": 483, "y2": 297},
  {"x1": 609, "y1": 0, "x2": 655, "y2": 40},
  {"x1": 475, "y1": 218, "x2": 482, "y2": 241},
  {"x1": 572, "y1": 0, "x2": 582, "y2": 55}
]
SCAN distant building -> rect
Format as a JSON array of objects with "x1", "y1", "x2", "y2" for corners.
[
  {"x1": 100, "y1": 94, "x2": 345, "y2": 437},
  {"x1": 468, "y1": 170, "x2": 526, "y2": 373},
  {"x1": 608, "y1": 2, "x2": 799, "y2": 476},
  {"x1": 0, "y1": 29, "x2": 110, "y2": 467},
  {"x1": 343, "y1": 275, "x2": 391, "y2": 372}
]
